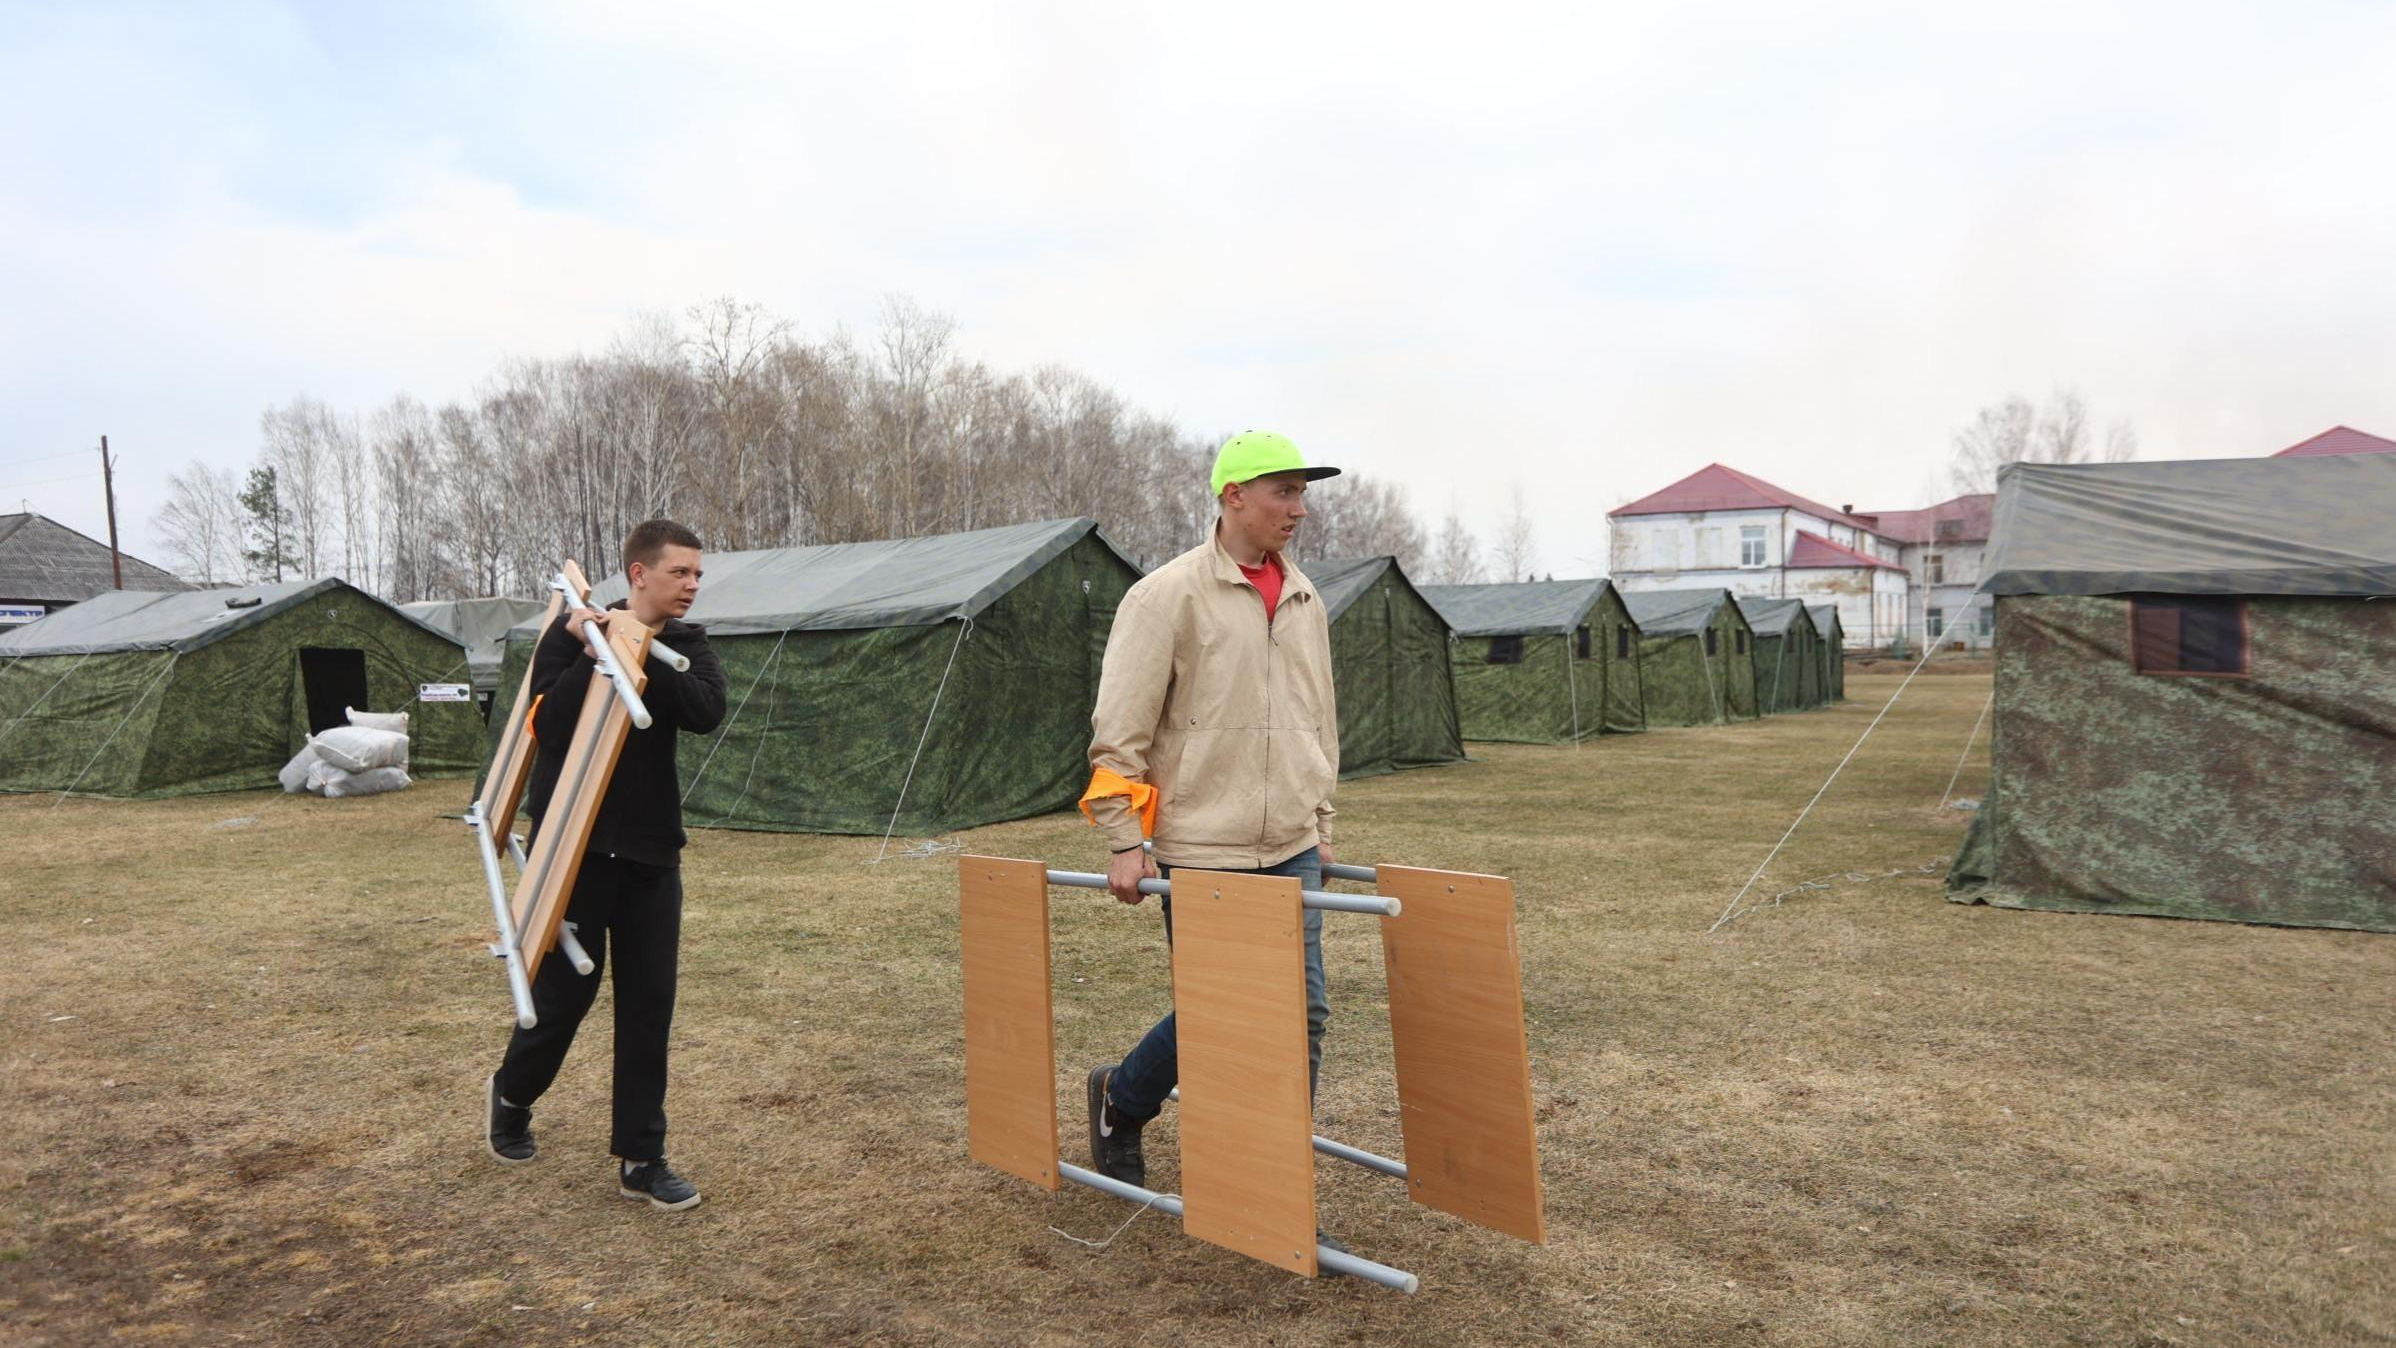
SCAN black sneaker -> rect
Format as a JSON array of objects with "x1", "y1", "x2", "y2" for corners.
[
  {"x1": 487, "y1": 1075, "x2": 534, "y2": 1166},
  {"x1": 1315, "y1": 1229, "x2": 1351, "y2": 1280},
  {"x1": 1086, "y1": 1064, "x2": 1148, "y2": 1188},
  {"x1": 619, "y1": 1159, "x2": 702, "y2": 1212}
]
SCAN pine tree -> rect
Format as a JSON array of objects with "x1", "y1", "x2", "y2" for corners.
[{"x1": 240, "y1": 465, "x2": 299, "y2": 582}]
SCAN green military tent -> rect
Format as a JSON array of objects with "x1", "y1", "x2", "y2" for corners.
[
  {"x1": 1949, "y1": 455, "x2": 2396, "y2": 931},
  {"x1": 498, "y1": 516, "x2": 1142, "y2": 836},
  {"x1": 1806, "y1": 604, "x2": 1846, "y2": 701},
  {"x1": 1302, "y1": 557, "x2": 1465, "y2": 778},
  {"x1": 401, "y1": 597, "x2": 548, "y2": 715},
  {"x1": 0, "y1": 578, "x2": 483, "y2": 797},
  {"x1": 1739, "y1": 597, "x2": 1829, "y2": 713},
  {"x1": 1419, "y1": 579, "x2": 1643, "y2": 742},
  {"x1": 1619, "y1": 588, "x2": 1757, "y2": 726}
]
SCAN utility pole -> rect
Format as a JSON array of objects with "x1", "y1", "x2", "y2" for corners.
[{"x1": 100, "y1": 435, "x2": 123, "y2": 589}]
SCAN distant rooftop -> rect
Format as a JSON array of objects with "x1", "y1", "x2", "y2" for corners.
[
  {"x1": 2272, "y1": 425, "x2": 2396, "y2": 458},
  {"x1": 0, "y1": 513, "x2": 192, "y2": 605},
  {"x1": 1608, "y1": 464, "x2": 1880, "y2": 531}
]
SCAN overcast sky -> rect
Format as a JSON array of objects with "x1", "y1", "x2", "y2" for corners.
[{"x1": 5, "y1": 0, "x2": 2393, "y2": 577}]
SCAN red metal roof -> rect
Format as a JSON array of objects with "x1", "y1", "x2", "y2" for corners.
[
  {"x1": 2272, "y1": 425, "x2": 2396, "y2": 457},
  {"x1": 1608, "y1": 463, "x2": 1880, "y2": 530},
  {"x1": 1787, "y1": 530, "x2": 1903, "y2": 571},
  {"x1": 1853, "y1": 493, "x2": 1995, "y2": 545}
]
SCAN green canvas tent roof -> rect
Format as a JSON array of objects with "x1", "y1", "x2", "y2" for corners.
[
  {"x1": 1981, "y1": 455, "x2": 2396, "y2": 597},
  {"x1": 1621, "y1": 587, "x2": 1733, "y2": 636},
  {"x1": 1418, "y1": 578, "x2": 1613, "y2": 637},
  {"x1": 402, "y1": 597, "x2": 549, "y2": 693},
  {"x1": 1736, "y1": 596, "x2": 1811, "y2": 638},
  {"x1": 566, "y1": 516, "x2": 1129, "y2": 635},
  {"x1": 1805, "y1": 604, "x2": 1841, "y2": 641},
  {"x1": 1302, "y1": 556, "x2": 1397, "y2": 621},
  {"x1": 0, "y1": 578, "x2": 456, "y2": 657}
]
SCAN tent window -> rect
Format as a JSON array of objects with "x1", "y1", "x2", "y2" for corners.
[
  {"x1": 1705, "y1": 628, "x2": 1719, "y2": 657},
  {"x1": 2131, "y1": 597, "x2": 2248, "y2": 677},
  {"x1": 1575, "y1": 627, "x2": 1591, "y2": 660},
  {"x1": 1487, "y1": 635, "x2": 1525, "y2": 665},
  {"x1": 1615, "y1": 625, "x2": 1630, "y2": 660},
  {"x1": 1734, "y1": 630, "x2": 1746, "y2": 656}
]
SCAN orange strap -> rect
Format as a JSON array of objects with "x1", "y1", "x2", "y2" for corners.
[
  {"x1": 524, "y1": 693, "x2": 542, "y2": 745},
  {"x1": 1078, "y1": 767, "x2": 1157, "y2": 838}
]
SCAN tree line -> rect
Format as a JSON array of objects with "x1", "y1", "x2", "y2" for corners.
[{"x1": 153, "y1": 297, "x2": 1516, "y2": 600}]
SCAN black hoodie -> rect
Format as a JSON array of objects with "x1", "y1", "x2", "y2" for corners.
[{"x1": 523, "y1": 602, "x2": 728, "y2": 866}]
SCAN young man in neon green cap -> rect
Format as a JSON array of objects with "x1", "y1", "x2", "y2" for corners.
[{"x1": 1079, "y1": 429, "x2": 1346, "y2": 1214}]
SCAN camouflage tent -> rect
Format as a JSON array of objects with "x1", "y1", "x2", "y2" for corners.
[
  {"x1": 1949, "y1": 455, "x2": 2396, "y2": 932},
  {"x1": 1738, "y1": 597, "x2": 1829, "y2": 713},
  {"x1": 1419, "y1": 579, "x2": 1643, "y2": 743},
  {"x1": 1303, "y1": 557, "x2": 1465, "y2": 777},
  {"x1": 401, "y1": 597, "x2": 548, "y2": 711},
  {"x1": 498, "y1": 517, "x2": 1142, "y2": 836},
  {"x1": 1806, "y1": 604, "x2": 1846, "y2": 701},
  {"x1": 1620, "y1": 589, "x2": 1757, "y2": 726},
  {"x1": 0, "y1": 579, "x2": 482, "y2": 797}
]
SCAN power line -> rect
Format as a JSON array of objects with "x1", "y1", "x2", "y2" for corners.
[
  {"x1": 0, "y1": 470, "x2": 104, "y2": 491},
  {"x1": 0, "y1": 447, "x2": 94, "y2": 471}
]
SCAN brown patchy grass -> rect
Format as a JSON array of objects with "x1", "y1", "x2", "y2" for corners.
[{"x1": 4, "y1": 673, "x2": 2391, "y2": 1347}]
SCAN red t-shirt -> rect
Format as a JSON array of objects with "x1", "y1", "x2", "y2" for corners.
[{"x1": 1238, "y1": 552, "x2": 1285, "y2": 622}]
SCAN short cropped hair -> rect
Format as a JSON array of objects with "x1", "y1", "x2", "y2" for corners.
[{"x1": 623, "y1": 519, "x2": 703, "y2": 574}]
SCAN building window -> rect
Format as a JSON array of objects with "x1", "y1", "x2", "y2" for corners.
[
  {"x1": 1487, "y1": 635, "x2": 1525, "y2": 665},
  {"x1": 1936, "y1": 518, "x2": 1963, "y2": 541},
  {"x1": 1978, "y1": 606, "x2": 1994, "y2": 637},
  {"x1": 1575, "y1": 627, "x2": 1592, "y2": 659},
  {"x1": 1927, "y1": 607, "x2": 1945, "y2": 639},
  {"x1": 1705, "y1": 628, "x2": 1719, "y2": 657},
  {"x1": 1740, "y1": 526, "x2": 1767, "y2": 567},
  {"x1": 1926, "y1": 553, "x2": 1945, "y2": 584},
  {"x1": 2131, "y1": 597, "x2": 2248, "y2": 676},
  {"x1": 1615, "y1": 625, "x2": 1630, "y2": 660}
]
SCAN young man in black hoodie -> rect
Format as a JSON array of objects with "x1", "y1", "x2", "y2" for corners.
[{"x1": 484, "y1": 519, "x2": 728, "y2": 1211}]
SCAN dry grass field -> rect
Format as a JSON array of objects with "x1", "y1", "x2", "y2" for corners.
[{"x1": 5, "y1": 673, "x2": 2391, "y2": 1347}]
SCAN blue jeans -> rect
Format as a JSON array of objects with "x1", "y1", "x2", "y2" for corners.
[{"x1": 1109, "y1": 846, "x2": 1330, "y2": 1122}]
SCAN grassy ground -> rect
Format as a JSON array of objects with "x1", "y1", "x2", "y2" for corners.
[{"x1": 5, "y1": 673, "x2": 2391, "y2": 1347}]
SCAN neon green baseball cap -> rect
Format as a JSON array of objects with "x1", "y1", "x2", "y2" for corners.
[{"x1": 1210, "y1": 430, "x2": 1342, "y2": 496}]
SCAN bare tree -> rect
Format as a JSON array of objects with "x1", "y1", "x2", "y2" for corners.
[
  {"x1": 1950, "y1": 389, "x2": 2138, "y2": 494},
  {"x1": 372, "y1": 395, "x2": 442, "y2": 602},
  {"x1": 1492, "y1": 483, "x2": 1537, "y2": 582},
  {"x1": 261, "y1": 397, "x2": 345, "y2": 576},
  {"x1": 151, "y1": 460, "x2": 247, "y2": 584},
  {"x1": 1426, "y1": 509, "x2": 1487, "y2": 585}
]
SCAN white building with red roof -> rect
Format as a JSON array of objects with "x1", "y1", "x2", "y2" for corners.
[
  {"x1": 1606, "y1": 464, "x2": 1914, "y2": 649},
  {"x1": 1849, "y1": 494, "x2": 1996, "y2": 650}
]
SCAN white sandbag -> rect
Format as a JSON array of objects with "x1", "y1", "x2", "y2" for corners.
[
  {"x1": 278, "y1": 745, "x2": 322, "y2": 794},
  {"x1": 345, "y1": 706, "x2": 409, "y2": 734},
  {"x1": 307, "y1": 759, "x2": 348, "y2": 795},
  {"x1": 322, "y1": 766, "x2": 411, "y2": 798},
  {"x1": 310, "y1": 725, "x2": 409, "y2": 774}
]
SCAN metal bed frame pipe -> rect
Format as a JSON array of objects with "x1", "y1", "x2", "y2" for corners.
[
  {"x1": 466, "y1": 803, "x2": 537, "y2": 1028},
  {"x1": 1165, "y1": 1089, "x2": 1408, "y2": 1180},
  {"x1": 1053, "y1": 1163, "x2": 1419, "y2": 1293},
  {"x1": 1044, "y1": 869, "x2": 1398, "y2": 918}
]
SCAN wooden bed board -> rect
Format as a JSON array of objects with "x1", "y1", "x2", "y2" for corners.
[
  {"x1": 476, "y1": 585, "x2": 568, "y2": 839},
  {"x1": 1378, "y1": 865, "x2": 1547, "y2": 1244},
  {"x1": 510, "y1": 617, "x2": 650, "y2": 985},
  {"x1": 1171, "y1": 870, "x2": 1318, "y2": 1277},
  {"x1": 960, "y1": 855, "x2": 1060, "y2": 1190}
]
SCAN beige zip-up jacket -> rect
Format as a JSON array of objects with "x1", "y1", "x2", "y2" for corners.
[{"x1": 1087, "y1": 526, "x2": 1338, "y2": 869}]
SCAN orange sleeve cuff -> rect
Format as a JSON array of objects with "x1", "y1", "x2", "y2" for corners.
[{"x1": 1079, "y1": 767, "x2": 1157, "y2": 838}]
